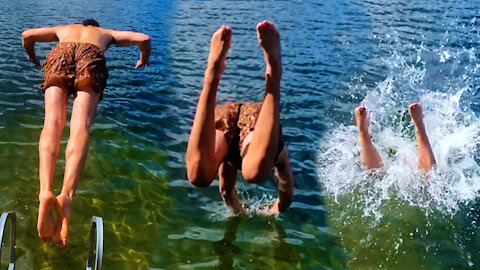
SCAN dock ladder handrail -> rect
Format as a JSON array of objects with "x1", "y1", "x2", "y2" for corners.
[
  {"x1": 0, "y1": 212, "x2": 16, "y2": 270},
  {"x1": 86, "y1": 216, "x2": 103, "y2": 270}
]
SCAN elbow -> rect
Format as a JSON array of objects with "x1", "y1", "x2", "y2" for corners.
[
  {"x1": 21, "y1": 31, "x2": 30, "y2": 43},
  {"x1": 142, "y1": 35, "x2": 150, "y2": 43},
  {"x1": 139, "y1": 34, "x2": 151, "y2": 46}
]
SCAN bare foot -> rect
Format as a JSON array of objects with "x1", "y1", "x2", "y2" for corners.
[
  {"x1": 257, "y1": 21, "x2": 281, "y2": 63},
  {"x1": 409, "y1": 103, "x2": 425, "y2": 130},
  {"x1": 257, "y1": 21, "x2": 282, "y2": 96},
  {"x1": 207, "y1": 25, "x2": 232, "y2": 74},
  {"x1": 355, "y1": 106, "x2": 370, "y2": 135},
  {"x1": 409, "y1": 103, "x2": 436, "y2": 171},
  {"x1": 37, "y1": 191, "x2": 56, "y2": 242},
  {"x1": 54, "y1": 193, "x2": 72, "y2": 248},
  {"x1": 355, "y1": 106, "x2": 384, "y2": 169}
]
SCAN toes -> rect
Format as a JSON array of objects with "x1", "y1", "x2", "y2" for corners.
[
  {"x1": 257, "y1": 21, "x2": 276, "y2": 33},
  {"x1": 409, "y1": 103, "x2": 421, "y2": 110},
  {"x1": 222, "y1": 26, "x2": 232, "y2": 42},
  {"x1": 355, "y1": 106, "x2": 367, "y2": 116}
]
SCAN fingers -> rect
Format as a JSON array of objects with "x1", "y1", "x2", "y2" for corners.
[
  {"x1": 30, "y1": 57, "x2": 41, "y2": 66},
  {"x1": 135, "y1": 60, "x2": 148, "y2": 69}
]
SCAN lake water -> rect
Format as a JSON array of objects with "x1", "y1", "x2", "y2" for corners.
[{"x1": 1, "y1": 0, "x2": 479, "y2": 269}]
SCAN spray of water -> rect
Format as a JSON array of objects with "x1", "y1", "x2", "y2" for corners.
[{"x1": 318, "y1": 45, "x2": 480, "y2": 218}]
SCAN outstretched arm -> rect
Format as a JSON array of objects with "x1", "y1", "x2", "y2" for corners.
[
  {"x1": 109, "y1": 30, "x2": 151, "y2": 68},
  {"x1": 269, "y1": 147, "x2": 294, "y2": 215},
  {"x1": 22, "y1": 27, "x2": 60, "y2": 66}
]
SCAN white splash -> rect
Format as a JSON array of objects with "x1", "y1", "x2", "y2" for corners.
[{"x1": 318, "y1": 46, "x2": 480, "y2": 217}]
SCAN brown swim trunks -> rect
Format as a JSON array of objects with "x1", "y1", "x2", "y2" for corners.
[
  {"x1": 214, "y1": 102, "x2": 284, "y2": 164},
  {"x1": 42, "y1": 42, "x2": 108, "y2": 100}
]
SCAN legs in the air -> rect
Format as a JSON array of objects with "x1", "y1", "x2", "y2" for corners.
[
  {"x1": 38, "y1": 86, "x2": 69, "y2": 243},
  {"x1": 409, "y1": 103, "x2": 436, "y2": 172},
  {"x1": 186, "y1": 26, "x2": 232, "y2": 187},
  {"x1": 355, "y1": 106, "x2": 383, "y2": 170},
  {"x1": 355, "y1": 103, "x2": 436, "y2": 172},
  {"x1": 241, "y1": 21, "x2": 282, "y2": 184},
  {"x1": 54, "y1": 87, "x2": 100, "y2": 248}
]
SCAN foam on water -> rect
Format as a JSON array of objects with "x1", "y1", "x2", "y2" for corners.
[{"x1": 318, "y1": 42, "x2": 480, "y2": 217}]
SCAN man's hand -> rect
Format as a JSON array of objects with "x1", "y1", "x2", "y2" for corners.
[
  {"x1": 267, "y1": 198, "x2": 280, "y2": 216},
  {"x1": 135, "y1": 59, "x2": 148, "y2": 68}
]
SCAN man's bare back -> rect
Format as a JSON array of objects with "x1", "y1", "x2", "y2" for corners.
[
  {"x1": 55, "y1": 24, "x2": 115, "y2": 51},
  {"x1": 23, "y1": 22, "x2": 150, "y2": 67}
]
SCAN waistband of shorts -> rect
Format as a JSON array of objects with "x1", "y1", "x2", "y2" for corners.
[{"x1": 57, "y1": 42, "x2": 104, "y2": 53}]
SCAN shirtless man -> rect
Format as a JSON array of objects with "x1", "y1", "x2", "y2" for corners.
[
  {"x1": 355, "y1": 103, "x2": 436, "y2": 171},
  {"x1": 22, "y1": 19, "x2": 151, "y2": 247},
  {"x1": 186, "y1": 21, "x2": 294, "y2": 215}
]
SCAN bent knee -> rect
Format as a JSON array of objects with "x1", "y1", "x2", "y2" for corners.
[
  {"x1": 186, "y1": 161, "x2": 217, "y2": 188},
  {"x1": 242, "y1": 165, "x2": 270, "y2": 184}
]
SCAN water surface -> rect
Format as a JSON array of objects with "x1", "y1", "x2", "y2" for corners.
[{"x1": 0, "y1": 0, "x2": 479, "y2": 269}]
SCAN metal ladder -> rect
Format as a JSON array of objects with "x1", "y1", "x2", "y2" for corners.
[
  {"x1": 0, "y1": 212, "x2": 15, "y2": 270},
  {"x1": 86, "y1": 216, "x2": 103, "y2": 270},
  {"x1": 0, "y1": 212, "x2": 103, "y2": 270}
]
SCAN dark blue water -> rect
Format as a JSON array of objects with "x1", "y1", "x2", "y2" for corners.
[{"x1": 0, "y1": 0, "x2": 480, "y2": 269}]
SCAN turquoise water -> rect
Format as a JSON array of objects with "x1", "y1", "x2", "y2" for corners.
[{"x1": 0, "y1": 0, "x2": 479, "y2": 269}]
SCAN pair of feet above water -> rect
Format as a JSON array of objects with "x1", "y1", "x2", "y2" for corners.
[{"x1": 355, "y1": 103, "x2": 436, "y2": 172}]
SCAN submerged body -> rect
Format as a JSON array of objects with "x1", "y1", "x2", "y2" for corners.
[{"x1": 22, "y1": 21, "x2": 151, "y2": 247}]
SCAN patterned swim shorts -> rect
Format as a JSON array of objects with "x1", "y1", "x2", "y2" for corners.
[
  {"x1": 42, "y1": 42, "x2": 108, "y2": 100},
  {"x1": 214, "y1": 102, "x2": 284, "y2": 163}
]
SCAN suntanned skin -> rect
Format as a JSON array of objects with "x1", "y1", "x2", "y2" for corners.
[
  {"x1": 22, "y1": 23, "x2": 151, "y2": 248},
  {"x1": 355, "y1": 103, "x2": 436, "y2": 172},
  {"x1": 186, "y1": 21, "x2": 293, "y2": 216}
]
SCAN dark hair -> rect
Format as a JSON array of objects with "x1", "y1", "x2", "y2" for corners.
[{"x1": 82, "y1": 19, "x2": 100, "y2": 27}]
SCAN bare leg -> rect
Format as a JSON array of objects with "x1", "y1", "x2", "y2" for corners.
[
  {"x1": 54, "y1": 88, "x2": 100, "y2": 248},
  {"x1": 186, "y1": 26, "x2": 232, "y2": 187},
  {"x1": 38, "y1": 86, "x2": 69, "y2": 243},
  {"x1": 242, "y1": 21, "x2": 282, "y2": 183},
  {"x1": 355, "y1": 106, "x2": 383, "y2": 170},
  {"x1": 218, "y1": 161, "x2": 243, "y2": 214},
  {"x1": 409, "y1": 103, "x2": 436, "y2": 172}
]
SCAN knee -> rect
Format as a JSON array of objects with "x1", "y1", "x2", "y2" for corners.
[
  {"x1": 242, "y1": 162, "x2": 270, "y2": 184},
  {"x1": 186, "y1": 159, "x2": 216, "y2": 188}
]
